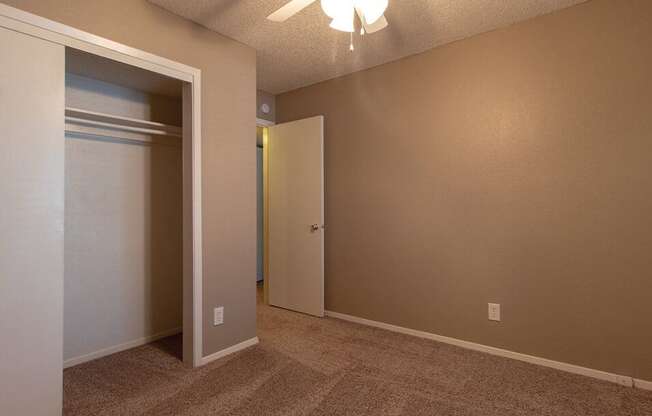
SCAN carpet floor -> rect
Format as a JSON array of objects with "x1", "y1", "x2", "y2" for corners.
[{"x1": 64, "y1": 288, "x2": 652, "y2": 415}]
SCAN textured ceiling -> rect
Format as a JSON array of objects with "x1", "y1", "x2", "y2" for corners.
[{"x1": 149, "y1": 0, "x2": 587, "y2": 94}]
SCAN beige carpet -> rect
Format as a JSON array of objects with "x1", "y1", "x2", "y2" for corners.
[{"x1": 64, "y1": 288, "x2": 652, "y2": 415}]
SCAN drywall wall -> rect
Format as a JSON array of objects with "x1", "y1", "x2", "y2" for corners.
[
  {"x1": 0, "y1": 27, "x2": 64, "y2": 415},
  {"x1": 277, "y1": 0, "x2": 652, "y2": 381},
  {"x1": 64, "y1": 75, "x2": 182, "y2": 363},
  {"x1": 3, "y1": 0, "x2": 257, "y2": 357}
]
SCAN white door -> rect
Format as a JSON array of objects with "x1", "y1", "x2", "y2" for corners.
[
  {"x1": 0, "y1": 27, "x2": 64, "y2": 415},
  {"x1": 267, "y1": 116, "x2": 324, "y2": 317}
]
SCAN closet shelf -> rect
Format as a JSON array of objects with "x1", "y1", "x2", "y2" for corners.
[{"x1": 65, "y1": 107, "x2": 182, "y2": 138}]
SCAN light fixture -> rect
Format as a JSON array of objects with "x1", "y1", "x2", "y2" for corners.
[
  {"x1": 329, "y1": 4, "x2": 355, "y2": 33},
  {"x1": 321, "y1": 0, "x2": 352, "y2": 19},
  {"x1": 355, "y1": 0, "x2": 388, "y2": 24},
  {"x1": 268, "y1": 0, "x2": 389, "y2": 38},
  {"x1": 322, "y1": 0, "x2": 388, "y2": 33}
]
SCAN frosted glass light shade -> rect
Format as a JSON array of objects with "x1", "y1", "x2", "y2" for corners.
[
  {"x1": 321, "y1": 0, "x2": 353, "y2": 19},
  {"x1": 355, "y1": 0, "x2": 388, "y2": 24},
  {"x1": 321, "y1": 0, "x2": 387, "y2": 33},
  {"x1": 329, "y1": 6, "x2": 355, "y2": 32}
]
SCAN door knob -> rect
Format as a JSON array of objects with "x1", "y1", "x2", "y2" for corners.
[{"x1": 310, "y1": 224, "x2": 320, "y2": 232}]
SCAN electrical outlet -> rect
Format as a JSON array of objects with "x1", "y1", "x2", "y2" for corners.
[
  {"x1": 488, "y1": 303, "x2": 501, "y2": 321},
  {"x1": 213, "y1": 306, "x2": 224, "y2": 326}
]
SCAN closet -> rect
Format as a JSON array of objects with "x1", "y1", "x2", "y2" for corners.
[
  {"x1": 63, "y1": 49, "x2": 184, "y2": 367},
  {"x1": 0, "y1": 9, "x2": 202, "y2": 413}
]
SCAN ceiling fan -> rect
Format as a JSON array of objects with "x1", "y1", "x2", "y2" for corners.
[{"x1": 267, "y1": 0, "x2": 389, "y2": 35}]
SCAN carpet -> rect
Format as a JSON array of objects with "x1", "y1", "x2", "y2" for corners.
[{"x1": 63, "y1": 288, "x2": 652, "y2": 415}]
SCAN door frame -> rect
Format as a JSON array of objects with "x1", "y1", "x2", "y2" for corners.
[
  {"x1": 0, "y1": 4, "x2": 204, "y2": 367},
  {"x1": 256, "y1": 118, "x2": 274, "y2": 305}
]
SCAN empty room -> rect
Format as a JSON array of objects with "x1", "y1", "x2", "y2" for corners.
[{"x1": 1, "y1": 0, "x2": 651, "y2": 415}]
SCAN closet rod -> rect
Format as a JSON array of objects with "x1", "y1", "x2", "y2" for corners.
[
  {"x1": 66, "y1": 116, "x2": 182, "y2": 137},
  {"x1": 65, "y1": 125, "x2": 181, "y2": 147},
  {"x1": 65, "y1": 107, "x2": 182, "y2": 137}
]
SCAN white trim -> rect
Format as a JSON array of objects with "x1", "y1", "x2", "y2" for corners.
[
  {"x1": 199, "y1": 337, "x2": 259, "y2": 366},
  {"x1": 0, "y1": 4, "x2": 197, "y2": 81},
  {"x1": 0, "y1": 4, "x2": 203, "y2": 368},
  {"x1": 256, "y1": 118, "x2": 275, "y2": 127},
  {"x1": 63, "y1": 328, "x2": 182, "y2": 369},
  {"x1": 325, "y1": 311, "x2": 638, "y2": 389},
  {"x1": 634, "y1": 378, "x2": 652, "y2": 391},
  {"x1": 317, "y1": 116, "x2": 325, "y2": 317},
  {"x1": 191, "y1": 73, "x2": 204, "y2": 367}
]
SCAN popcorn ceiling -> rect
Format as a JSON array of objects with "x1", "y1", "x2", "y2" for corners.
[{"x1": 149, "y1": 0, "x2": 587, "y2": 94}]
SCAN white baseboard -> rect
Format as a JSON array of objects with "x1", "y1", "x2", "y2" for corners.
[
  {"x1": 64, "y1": 327, "x2": 182, "y2": 369},
  {"x1": 325, "y1": 311, "x2": 651, "y2": 390},
  {"x1": 200, "y1": 337, "x2": 259, "y2": 366},
  {"x1": 634, "y1": 378, "x2": 652, "y2": 391}
]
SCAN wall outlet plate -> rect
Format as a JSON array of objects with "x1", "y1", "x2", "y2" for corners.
[
  {"x1": 214, "y1": 306, "x2": 224, "y2": 326},
  {"x1": 488, "y1": 303, "x2": 501, "y2": 321}
]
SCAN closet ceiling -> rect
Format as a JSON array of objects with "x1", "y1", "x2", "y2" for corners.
[
  {"x1": 67, "y1": 49, "x2": 183, "y2": 98},
  {"x1": 149, "y1": 0, "x2": 588, "y2": 94}
]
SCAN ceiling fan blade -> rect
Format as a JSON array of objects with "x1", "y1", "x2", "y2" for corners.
[
  {"x1": 267, "y1": 0, "x2": 317, "y2": 22},
  {"x1": 361, "y1": 13, "x2": 388, "y2": 33}
]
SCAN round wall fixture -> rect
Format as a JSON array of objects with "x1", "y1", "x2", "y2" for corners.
[{"x1": 261, "y1": 103, "x2": 271, "y2": 114}]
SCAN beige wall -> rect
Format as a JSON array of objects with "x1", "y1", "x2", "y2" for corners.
[
  {"x1": 3, "y1": 0, "x2": 257, "y2": 357},
  {"x1": 278, "y1": 0, "x2": 652, "y2": 381}
]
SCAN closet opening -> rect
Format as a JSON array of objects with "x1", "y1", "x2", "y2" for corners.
[{"x1": 63, "y1": 47, "x2": 190, "y2": 367}]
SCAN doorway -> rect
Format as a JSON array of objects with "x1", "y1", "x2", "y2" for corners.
[{"x1": 256, "y1": 126, "x2": 266, "y2": 302}]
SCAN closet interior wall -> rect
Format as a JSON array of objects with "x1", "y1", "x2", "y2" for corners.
[{"x1": 64, "y1": 48, "x2": 184, "y2": 366}]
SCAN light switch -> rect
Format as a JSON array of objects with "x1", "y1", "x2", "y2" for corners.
[
  {"x1": 214, "y1": 306, "x2": 224, "y2": 326},
  {"x1": 488, "y1": 303, "x2": 501, "y2": 321}
]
